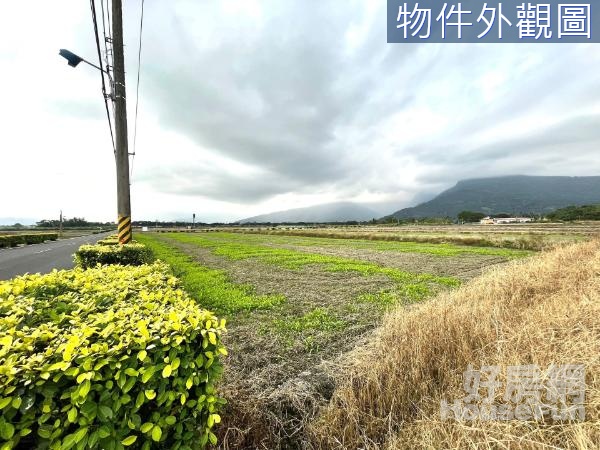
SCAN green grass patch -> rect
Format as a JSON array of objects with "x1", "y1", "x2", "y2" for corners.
[
  {"x1": 160, "y1": 233, "x2": 461, "y2": 289},
  {"x1": 136, "y1": 234, "x2": 285, "y2": 315},
  {"x1": 357, "y1": 291, "x2": 398, "y2": 308},
  {"x1": 138, "y1": 232, "x2": 463, "y2": 359},
  {"x1": 188, "y1": 231, "x2": 532, "y2": 258},
  {"x1": 270, "y1": 308, "x2": 348, "y2": 353},
  {"x1": 357, "y1": 283, "x2": 430, "y2": 309},
  {"x1": 273, "y1": 308, "x2": 347, "y2": 333}
]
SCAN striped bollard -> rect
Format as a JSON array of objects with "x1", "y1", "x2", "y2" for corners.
[{"x1": 118, "y1": 215, "x2": 132, "y2": 244}]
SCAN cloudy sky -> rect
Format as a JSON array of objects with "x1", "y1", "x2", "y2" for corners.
[{"x1": 1, "y1": 1, "x2": 599, "y2": 224}]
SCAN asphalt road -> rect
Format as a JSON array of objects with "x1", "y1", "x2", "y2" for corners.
[{"x1": 0, "y1": 232, "x2": 112, "y2": 280}]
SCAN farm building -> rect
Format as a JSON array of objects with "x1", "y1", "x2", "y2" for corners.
[{"x1": 480, "y1": 217, "x2": 533, "y2": 225}]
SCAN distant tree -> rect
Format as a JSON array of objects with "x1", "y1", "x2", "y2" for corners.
[
  {"x1": 547, "y1": 204, "x2": 600, "y2": 221},
  {"x1": 35, "y1": 217, "x2": 113, "y2": 229},
  {"x1": 421, "y1": 216, "x2": 453, "y2": 224},
  {"x1": 36, "y1": 219, "x2": 58, "y2": 228},
  {"x1": 63, "y1": 217, "x2": 88, "y2": 227},
  {"x1": 494, "y1": 213, "x2": 511, "y2": 218},
  {"x1": 457, "y1": 211, "x2": 486, "y2": 223}
]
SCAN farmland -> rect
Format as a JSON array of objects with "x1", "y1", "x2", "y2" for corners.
[
  {"x1": 313, "y1": 237, "x2": 600, "y2": 450},
  {"x1": 1, "y1": 222, "x2": 598, "y2": 449},
  {"x1": 230, "y1": 222, "x2": 600, "y2": 251},
  {"x1": 135, "y1": 230, "x2": 534, "y2": 448}
]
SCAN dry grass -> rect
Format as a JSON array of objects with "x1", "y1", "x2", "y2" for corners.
[
  {"x1": 309, "y1": 240, "x2": 600, "y2": 449},
  {"x1": 239, "y1": 228, "x2": 570, "y2": 251}
]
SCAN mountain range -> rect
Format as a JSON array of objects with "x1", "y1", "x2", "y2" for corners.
[
  {"x1": 388, "y1": 175, "x2": 600, "y2": 219},
  {"x1": 238, "y1": 202, "x2": 380, "y2": 223},
  {"x1": 238, "y1": 175, "x2": 600, "y2": 223}
]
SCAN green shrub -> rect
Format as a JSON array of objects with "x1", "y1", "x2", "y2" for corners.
[
  {"x1": 75, "y1": 244, "x2": 153, "y2": 269},
  {"x1": 96, "y1": 235, "x2": 120, "y2": 246},
  {"x1": 97, "y1": 239, "x2": 121, "y2": 246},
  {"x1": 0, "y1": 262, "x2": 227, "y2": 449},
  {"x1": 0, "y1": 234, "x2": 58, "y2": 248}
]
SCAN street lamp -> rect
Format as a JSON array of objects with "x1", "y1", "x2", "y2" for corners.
[
  {"x1": 59, "y1": 49, "x2": 108, "y2": 74},
  {"x1": 59, "y1": 0, "x2": 133, "y2": 245},
  {"x1": 58, "y1": 38, "x2": 131, "y2": 244}
]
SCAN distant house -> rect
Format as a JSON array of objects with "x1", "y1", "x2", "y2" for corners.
[{"x1": 480, "y1": 216, "x2": 532, "y2": 225}]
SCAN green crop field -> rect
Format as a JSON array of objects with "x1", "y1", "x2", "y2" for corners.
[{"x1": 134, "y1": 230, "x2": 534, "y2": 448}]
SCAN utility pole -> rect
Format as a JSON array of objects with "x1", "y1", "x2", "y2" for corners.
[
  {"x1": 112, "y1": 0, "x2": 132, "y2": 244},
  {"x1": 59, "y1": 210, "x2": 63, "y2": 237}
]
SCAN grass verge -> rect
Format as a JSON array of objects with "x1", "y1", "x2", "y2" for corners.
[{"x1": 136, "y1": 234, "x2": 285, "y2": 315}]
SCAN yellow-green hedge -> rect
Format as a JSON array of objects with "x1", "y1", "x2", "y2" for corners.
[
  {"x1": 97, "y1": 235, "x2": 120, "y2": 246},
  {"x1": 0, "y1": 234, "x2": 58, "y2": 248},
  {"x1": 74, "y1": 244, "x2": 152, "y2": 269},
  {"x1": 96, "y1": 239, "x2": 120, "y2": 246},
  {"x1": 0, "y1": 262, "x2": 227, "y2": 449}
]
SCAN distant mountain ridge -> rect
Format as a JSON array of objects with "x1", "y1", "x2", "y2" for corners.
[
  {"x1": 389, "y1": 175, "x2": 600, "y2": 219},
  {"x1": 0, "y1": 217, "x2": 37, "y2": 226},
  {"x1": 238, "y1": 202, "x2": 379, "y2": 223}
]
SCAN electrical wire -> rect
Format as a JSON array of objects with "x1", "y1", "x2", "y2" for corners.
[
  {"x1": 100, "y1": 0, "x2": 115, "y2": 121},
  {"x1": 130, "y1": 0, "x2": 145, "y2": 180},
  {"x1": 90, "y1": 0, "x2": 116, "y2": 154},
  {"x1": 99, "y1": 0, "x2": 111, "y2": 74}
]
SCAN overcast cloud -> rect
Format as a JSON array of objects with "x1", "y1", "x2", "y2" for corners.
[{"x1": 1, "y1": 0, "x2": 599, "y2": 223}]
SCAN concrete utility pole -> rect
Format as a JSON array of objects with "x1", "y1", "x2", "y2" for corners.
[
  {"x1": 112, "y1": 0, "x2": 132, "y2": 244},
  {"x1": 59, "y1": 210, "x2": 63, "y2": 237}
]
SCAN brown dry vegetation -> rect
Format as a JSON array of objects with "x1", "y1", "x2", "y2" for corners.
[
  {"x1": 220, "y1": 222, "x2": 600, "y2": 252},
  {"x1": 236, "y1": 228, "x2": 577, "y2": 251},
  {"x1": 309, "y1": 239, "x2": 600, "y2": 449}
]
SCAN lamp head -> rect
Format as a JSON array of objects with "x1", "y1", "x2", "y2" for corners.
[{"x1": 59, "y1": 49, "x2": 84, "y2": 68}]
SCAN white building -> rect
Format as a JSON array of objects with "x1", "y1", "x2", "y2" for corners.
[{"x1": 480, "y1": 216, "x2": 532, "y2": 225}]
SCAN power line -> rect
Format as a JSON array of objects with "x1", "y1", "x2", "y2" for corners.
[
  {"x1": 90, "y1": 0, "x2": 116, "y2": 154},
  {"x1": 99, "y1": 0, "x2": 112, "y2": 74},
  {"x1": 100, "y1": 0, "x2": 115, "y2": 122},
  {"x1": 101, "y1": 0, "x2": 113, "y2": 62},
  {"x1": 101, "y1": 0, "x2": 116, "y2": 123},
  {"x1": 131, "y1": 0, "x2": 145, "y2": 180}
]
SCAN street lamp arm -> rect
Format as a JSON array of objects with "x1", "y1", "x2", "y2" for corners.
[
  {"x1": 59, "y1": 49, "x2": 109, "y2": 75},
  {"x1": 80, "y1": 58, "x2": 109, "y2": 74}
]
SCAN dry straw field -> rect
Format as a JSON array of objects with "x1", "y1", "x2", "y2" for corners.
[{"x1": 311, "y1": 238, "x2": 600, "y2": 449}]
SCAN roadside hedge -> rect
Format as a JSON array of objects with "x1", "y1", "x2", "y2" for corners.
[
  {"x1": 75, "y1": 244, "x2": 153, "y2": 269},
  {"x1": 0, "y1": 262, "x2": 227, "y2": 449},
  {"x1": 0, "y1": 234, "x2": 58, "y2": 248},
  {"x1": 97, "y1": 237, "x2": 120, "y2": 246}
]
